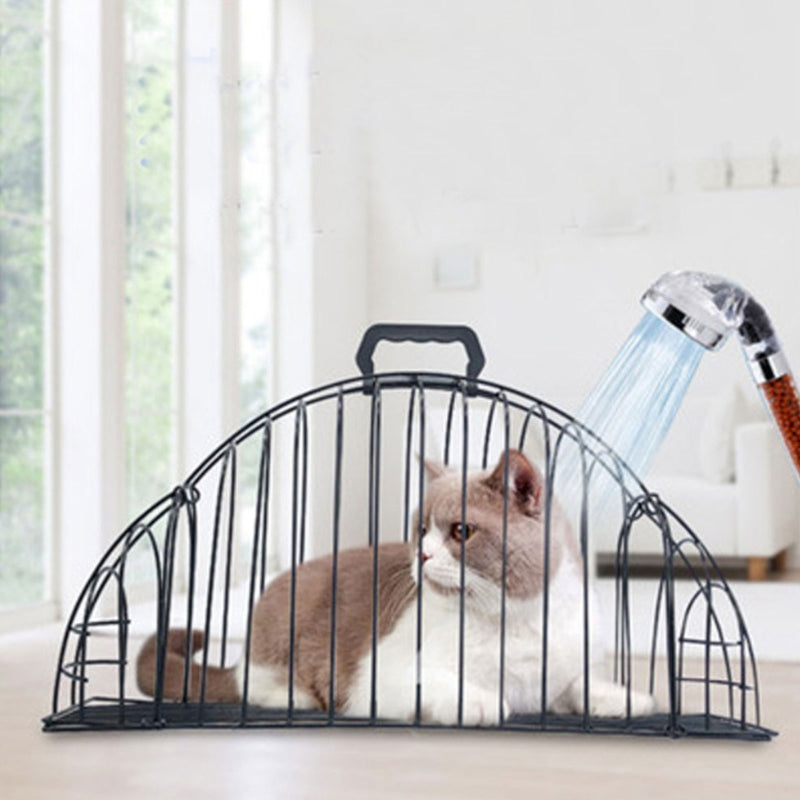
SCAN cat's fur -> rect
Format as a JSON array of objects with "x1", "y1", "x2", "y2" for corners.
[{"x1": 137, "y1": 450, "x2": 655, "y2": 723}]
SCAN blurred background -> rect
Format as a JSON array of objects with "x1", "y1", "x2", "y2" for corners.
[{"x1": 2, "y1": 0, "x2": 800, "y2": 646}]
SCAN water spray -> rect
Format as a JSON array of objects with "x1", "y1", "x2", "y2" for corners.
[{"x1": 642, "y1": 270, "x2": 800, "y2": 480}]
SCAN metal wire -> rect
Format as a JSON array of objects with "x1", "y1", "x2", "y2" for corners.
[{"x1": 42, "y1": 329, "x2": 775, "y2": 741}]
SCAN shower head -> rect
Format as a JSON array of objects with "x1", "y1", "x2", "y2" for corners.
[
  {"x1": 641, "y1": 270, "x2": 800, "y2": 483},
  {"x1": 641, "y1": 271, "x2": 749, "y2": 351},
  {"x1": 641, "y1": 271, "x2": 787, "y2": 383}
]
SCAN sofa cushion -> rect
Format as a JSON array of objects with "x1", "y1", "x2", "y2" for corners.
[
  {"x1": 590, "y1": 474, "x2": 738, "y2": 557},
  {"x1": 698, "y1": 383, "x2": 750, "y2": 483},
  {"x1": 649, "y1": 475, "x2": 739, "y2": 556}
]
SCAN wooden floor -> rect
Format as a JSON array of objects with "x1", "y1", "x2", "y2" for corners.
[{"x1": 2, "y1": 625, "x2": 800, "y2": 800}]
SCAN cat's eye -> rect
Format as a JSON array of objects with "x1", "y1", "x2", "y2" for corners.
[{"x1": 450, "y1": 522, "x2": 477, "y2": 542}]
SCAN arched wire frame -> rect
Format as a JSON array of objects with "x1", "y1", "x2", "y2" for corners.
[{"x1": 42, "y1": 369, "x2": 773, "y2": 740}]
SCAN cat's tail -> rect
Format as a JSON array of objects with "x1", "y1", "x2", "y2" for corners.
[{"x1": 136, "y1": 629, "x2": 240, "y2": 703}]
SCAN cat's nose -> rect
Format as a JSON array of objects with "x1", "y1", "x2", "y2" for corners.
[{"x1": 421, "y1": 551, "x2": 432, "y2": 563}]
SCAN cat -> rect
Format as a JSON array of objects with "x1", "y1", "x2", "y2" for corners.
[{"x1": 136, "y1": 449, "x2": 655, "y2": 724}]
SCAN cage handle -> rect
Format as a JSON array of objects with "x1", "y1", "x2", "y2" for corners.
[{"x1": 355, "y1": 323, "x2": 486, "y2": 382}]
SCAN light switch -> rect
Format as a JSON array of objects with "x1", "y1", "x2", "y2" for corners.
[{"x1": 435, "y1": 246, "x2": 479, "y2": 290}]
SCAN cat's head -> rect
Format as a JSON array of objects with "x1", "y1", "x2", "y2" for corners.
[{"x1": 411, "y1": 449, "x2": 565, "y2": 604}]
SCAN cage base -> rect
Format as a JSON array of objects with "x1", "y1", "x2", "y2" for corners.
[{"x1": 42, "y1": 698, "x2": 776, "y2": 740}]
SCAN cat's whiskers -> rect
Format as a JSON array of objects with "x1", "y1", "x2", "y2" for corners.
[{"x1": 420, "y1": 558, "x2": 509, "y2": 618}]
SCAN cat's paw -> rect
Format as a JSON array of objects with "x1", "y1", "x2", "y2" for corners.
[
  {"x1": 589, "y1": 683, "x2": 656, "y2": 718},
  {"x1": 426, "y1": 688, "x2": 509, "y2": 727},
  {"x1": 461, "y1": 690, "x2": 511, "y2": 727},
  {"x1": 626, "y1": 689, "x2": 657, "y2": 718}
]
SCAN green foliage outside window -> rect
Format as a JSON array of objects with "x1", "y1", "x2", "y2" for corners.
[
  {"x1": 0, "y1": 0, "x2": 46, "y2": 608},
  {"x1": 0, "y1": 0, "x2": 273, "y2": 605},
  {"x1": 125, "y1": 0, "x2": 176, "y2": 523}
]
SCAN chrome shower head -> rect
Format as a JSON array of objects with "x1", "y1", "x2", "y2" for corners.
[
  {"x1": 641, "y1": 270, "x2": 800, "y2": 483},
  {"x1": 641, "y1": 271, "x2": 786, "y2": 382},
  {"x1": 641, "y1": 271, "x2": 747, "y2": 351}
]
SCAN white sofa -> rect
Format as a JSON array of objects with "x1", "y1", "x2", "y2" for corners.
[{"x1": 591, "y1": 392, "x2": 800, "y2": 580}]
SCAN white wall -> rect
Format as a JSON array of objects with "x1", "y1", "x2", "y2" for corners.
[
  {"x1": 310, "y1": 2, "x2": 368, "y2": 386},
  {"x1": 305, "y1": 0, "x2": 800, "y2": 570},
  {"x1": 310, "y1": 0, "x2": 800, "y2": 426}
]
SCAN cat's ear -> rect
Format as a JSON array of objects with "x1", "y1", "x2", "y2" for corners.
[
  {"x1": 486, "y1": 450, "x2": 543, "y2": 516},
  {"x1": 421, "y1": 458, "x2": 447, "y2": 482}
]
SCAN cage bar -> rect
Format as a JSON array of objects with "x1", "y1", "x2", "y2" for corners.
[{"x1": 41, "y1": 326, "x2": 775, "y2": 741}]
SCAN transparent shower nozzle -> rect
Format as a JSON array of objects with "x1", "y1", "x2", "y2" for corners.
[
  {"x1": 641, "y1": 271, "x2": 744, "y2": 351},
  {"x1": 642, "y1": 270, "x2": 800, "y2": 481}
]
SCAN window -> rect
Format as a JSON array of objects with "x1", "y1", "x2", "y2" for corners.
[
  {"x1": 239, "y1": 0, "x2": 274, "y2": 424},
  {"x1": 0, "y1": 0, "x2": 282, "y2": 624},
  {"x1": 0, "y1": 0, "x2": 50, "y2": 610},
  {"x1": 122, "y1": 0, "x2": 275, "y2": 538},
  {"x1": 124, "y1": 0, "x2": 178, "y2": 522},
  {"x1": 236, "y1": 0, "x2": 275, "y2": 570}
]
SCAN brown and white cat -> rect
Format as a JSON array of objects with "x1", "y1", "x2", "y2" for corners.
[{"x1": 137, "y1": 450, "x2": 655, "y2": 724}]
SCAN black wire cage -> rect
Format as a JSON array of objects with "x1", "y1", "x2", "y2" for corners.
[{"x1": 42, "y1": 325, "x2": 774, "y2": 740}]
